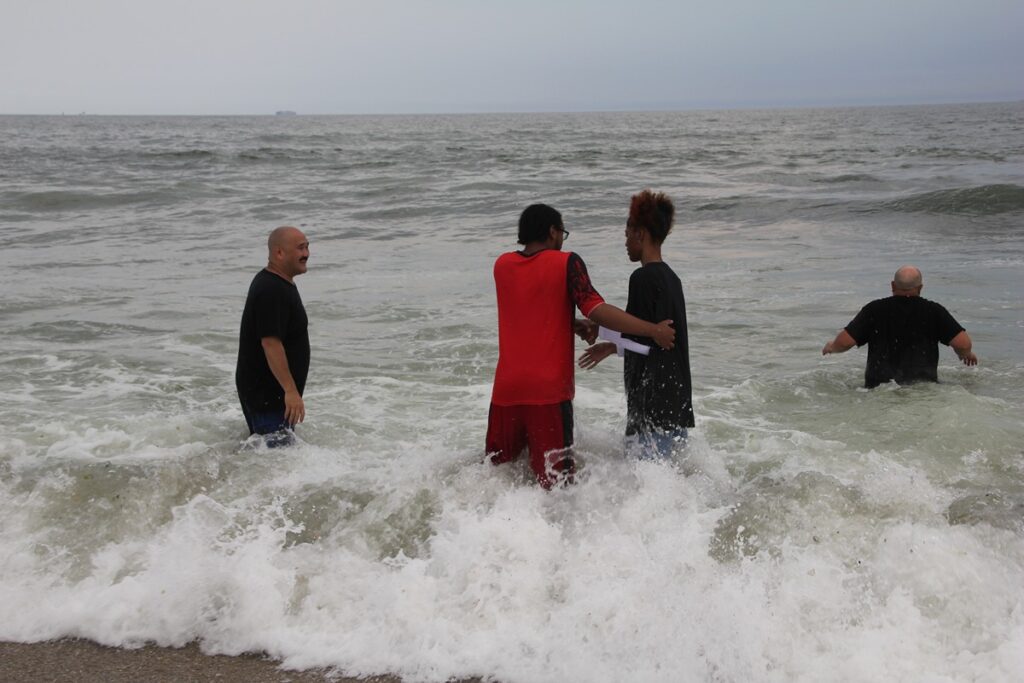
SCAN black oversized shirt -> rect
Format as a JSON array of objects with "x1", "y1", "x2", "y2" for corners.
[
  {"x1": 845, "y1": 295, "x2": 964, "y2": 388},
  {"x1": 622, "y1": 262, "x2": 695, "y2": 434},
  {"x1": 235, "y1": 269, "x2": 310, "y2": 407}
]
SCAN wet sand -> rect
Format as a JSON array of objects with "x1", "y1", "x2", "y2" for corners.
[{"x1": 0, "y1": 639, "x2": 434, "y2": 682}]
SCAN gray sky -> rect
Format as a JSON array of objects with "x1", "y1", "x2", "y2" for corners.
[{"x1": 2, "y1": 0, "x2": 1021, "y2": 114}]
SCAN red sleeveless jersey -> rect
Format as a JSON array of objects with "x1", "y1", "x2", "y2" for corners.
[{"x1": 491, "y1": 250, "x2": 604, "y2": 406}]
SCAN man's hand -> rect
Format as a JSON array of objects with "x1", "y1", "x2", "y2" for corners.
[
  {"x1": 823, "y1": 330, "x2": 856, "y2": 355},
  {"x1": 284, "y1": 389, "x2": 305, "y2": 426},
  {"x1": 574, "y1": 318, "x2": 598, "y2": 345},
  {"x1": 652, "y1": 319, "x2": 675, "y2": 350},
  {"x1": 578, "y1": 342, "x2": 617, "y2": 370},
  {"x1": 957, "y1": 350, "x2": 978, "y2": 366},
  {"x1": 950, "y1": 331, "x2": 977, "y2": 367},
  {"x1": 587, "y1": 304, "x2": 674, "y2": 350}
]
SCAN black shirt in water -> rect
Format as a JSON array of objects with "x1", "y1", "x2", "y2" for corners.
[
  {"x1": 845, "y1": 295, "x2": 964, "y2": 388},
  {"x1": 235, "y1": 269, "x2": 310, "y2": 409},
  {"x1": 623, "y1": 262, "x2": 695, "y2": 434}
]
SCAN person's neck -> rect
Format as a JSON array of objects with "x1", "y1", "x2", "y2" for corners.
[
  {"x1": 521, "y1": 240, "x2": 557, "y2": 256},
  {"x1": 640, "y1": 245, "x2": 663, "y2": 266},
  {"x1": 265, "y1": 263, "x2": 293, "y2": 283}
]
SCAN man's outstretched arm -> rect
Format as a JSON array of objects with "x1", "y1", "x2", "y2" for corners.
[
  {"x1": 950, "y1": 331, "x2": 978, "y2": 366},
  {"x1": 822, "y1": 329, "x2": 857, "y2": 355},
  {"x1": 587, "y1": 303, "x2": 674, "y2": 350}
]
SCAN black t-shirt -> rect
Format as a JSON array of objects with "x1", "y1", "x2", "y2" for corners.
[
  {"x1": 235, "y1": 269, "x2": 310, "y2": 408},
  {"x1": 623, "y1": 262, "x2": 695, "y2": 434},
  {"x1": 845, "y1": 295, "x2": 964, "y2": 388}
]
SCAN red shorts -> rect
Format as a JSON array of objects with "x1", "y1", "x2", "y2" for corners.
[{"x1": 485, "y1": 401, "x2": 574, "y2": 489}]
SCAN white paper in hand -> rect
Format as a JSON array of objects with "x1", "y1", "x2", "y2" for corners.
[{"x1": 598, "y1": 327, "x2": 651, "y2": 357}]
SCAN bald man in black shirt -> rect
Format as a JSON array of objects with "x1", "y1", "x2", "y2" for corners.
[
  {"x1": 823, "y1": 266, "x2": 977, "y2": 388},
  {"x1": 236, "y1": 226, "x2": 311, "y2": 443}
]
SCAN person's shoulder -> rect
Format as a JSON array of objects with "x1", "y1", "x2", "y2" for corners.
[
  {"x1": 252, "y1": 269, "x2": 297, "y2": 297},
  {"x1": 559, "y1": 250, "x2": 580, "y2": 268},
  {"x1": 919, "y1": 297, "x2": 955, "y2": 316},
  {"x1": 249, "y1": 268, "x2": 275, "y2": 289},
  {"x1": 864, "y1": 296, "x2": 893, "y2": 309},
  {"x1": 633, "y1": 261, "x2": 677, "y2": 282},
  {"x1": 651, "y1": 261, "x2": 680, "y2": 281}
]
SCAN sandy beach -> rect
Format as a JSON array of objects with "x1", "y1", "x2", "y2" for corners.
[{"x1": 0, "y1": 640, "x2": 431, "y2": 683}]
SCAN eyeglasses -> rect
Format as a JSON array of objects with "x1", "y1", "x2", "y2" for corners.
[{"x1": 558, "y1": 227, "x2": 570, "y2": 240}]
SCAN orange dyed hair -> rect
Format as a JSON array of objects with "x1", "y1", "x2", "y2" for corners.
[{"x1": 627, "y1": 189, "x2": 674, "y2": 244}]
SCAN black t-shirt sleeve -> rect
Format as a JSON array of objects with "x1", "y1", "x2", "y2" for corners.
[
  {"x1": 252, "y1": 283, "x2": 291, "y2": 340},
  {"x1": 625, "y1": 267, "x2": 670, "y2": 341},
  {"x1": 644, "y1": 269, "x2": 674, "y2": 322},
  {"x1": 933, "y1": 303, "x2": 965, "y2": 345},
  {"x1": 845, "y1": 305, "x2": 872, "y2": 346}
]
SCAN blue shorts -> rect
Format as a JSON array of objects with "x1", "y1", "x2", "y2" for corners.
[
  {"x1": 625, "y1": 428, "x2": 688, "y2": 461},
  {"x1": 239, "y1": 395, "x2": 294, "y2": 447}
]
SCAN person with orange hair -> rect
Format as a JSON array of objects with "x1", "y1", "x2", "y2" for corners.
[{"x1": 579, "y1": 190, "x2": 695, "y2": 459}]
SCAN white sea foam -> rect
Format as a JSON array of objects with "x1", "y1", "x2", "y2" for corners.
[{"x1": 3, "y1": 431, "x2": 1023, "y2": 682}]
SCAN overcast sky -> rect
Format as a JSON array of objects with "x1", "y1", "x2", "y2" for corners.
[{"x1": 1, "y1": 0, "x2": 1021, "y2": 115}]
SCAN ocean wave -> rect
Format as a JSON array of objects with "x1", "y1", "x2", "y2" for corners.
[
  {"x1": 895, "y1": 147, "x2": 1007, "y2": 162},
  {"x1": 4, "y1": 189, "x2": 172, "y2": 212},
  {"x1": 812, "y1": 173, "x2": 882, "y2": 184},
  {"x1": 885, "y1": 184, "x2": 1024, "y2": 215},
  {"x1": 142, "y1": 149, "x2": 215, "y2": 160},
  {"x1": 238, "y1": 147, "x2": 324, "y2": 162}
]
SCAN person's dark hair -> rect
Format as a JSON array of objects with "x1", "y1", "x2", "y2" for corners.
[
  {"x1": 627, "y1": 190, "x2": 674, "y2": 244},
  {"x1": 518, "y1": 204, "x2": 562, "y2": 245}
]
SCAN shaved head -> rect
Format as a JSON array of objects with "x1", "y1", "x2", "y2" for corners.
[
  {"x1": 892, "y1": 265, "x2": 923, "y2": 292},
  {"x1": 265, "y1": 225, "x2": 309, "y2": 281},
  {"x1": 268, "y1": 225, "x2": 303, "y2": 251}
]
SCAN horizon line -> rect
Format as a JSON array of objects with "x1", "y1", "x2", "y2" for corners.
[{"x1": 2, "y1": 97, "x2": 1022, "y2": 118}]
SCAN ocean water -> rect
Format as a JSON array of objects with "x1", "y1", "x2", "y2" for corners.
[{"x1": 1, "y1": 103, "x2": 1023, "y2": 682}]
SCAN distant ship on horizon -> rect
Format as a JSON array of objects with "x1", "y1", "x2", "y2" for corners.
[{"x1": 275, "y1": 110, "x2": 297, "y2": 116}]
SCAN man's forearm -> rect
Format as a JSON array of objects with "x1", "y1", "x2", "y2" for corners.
[
  {"x1": 950, "y1": 331, "x2": 978, "y2": 365},
  {"x1": 950, "y1": 331, "x2": 972, "y2": 356},
  {"x1": 587, "y1": 303, "x2": 659, "y2": 338},
  {"x1": 823, "y1": 329, "x2": 856, "y2": 355}
]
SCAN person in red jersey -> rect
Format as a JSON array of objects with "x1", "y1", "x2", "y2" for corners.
[{"x1": 487, "y1": 203, "x2": 676, "y2": 489}]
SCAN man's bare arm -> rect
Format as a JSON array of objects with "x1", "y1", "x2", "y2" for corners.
[
  {"x1": 822, "y1": 329, "x2": 857, "y2": 355},
  {"x1": 261, "y1": 337, "x2": 305, "y2": 425},
  {"x1": 949, "y1": 331, "x2": 978, "y2": 366},
  {"x1": 587, "y1": 303, "x2": 674, "y2": 350}
]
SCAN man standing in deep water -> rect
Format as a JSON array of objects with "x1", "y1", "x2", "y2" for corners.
[
  {"x1": 822, "y1": 265, "x2": 977, "y2": 387},
  {"x1": 487, "y1": 204, "x2": 676, "y2": 489},
  {"x1": 236, "y1": 226, "x2": 310, "y2": 444}
]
